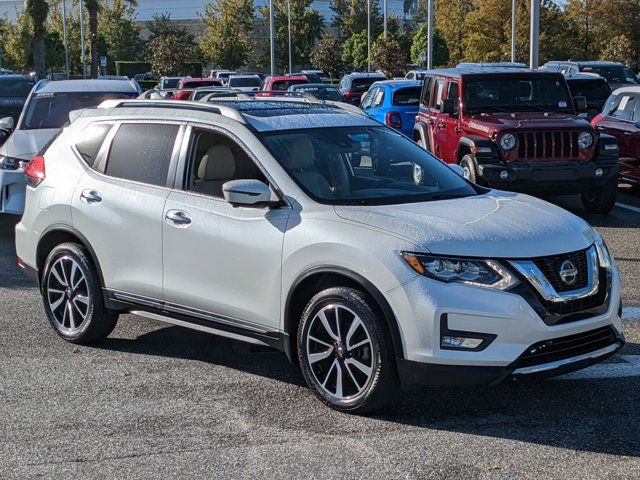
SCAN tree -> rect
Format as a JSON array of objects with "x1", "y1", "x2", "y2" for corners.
[
  {"x1": 200, "y1": 0, "x2": 255, "y2": 69},
  {"x1": 147, "y1": 14, "x2": 199, "y2": 77},
  {"x1": 371, "y1": 36, "x2": 407, "y2": 77},
  {"x1": 330, "y1": 0, "x2": 383, "y2": 40},
  {"x1": 601, "y1": 34, "x2": 635, "y2": 66},
  {"x1": 342, "y1": 30, "x2": 369, "y2": 69},
  {"x1": 259, "y1": 0, "x2": 323, "y2": 71},
  {"x1": 97, "y1": 0, "x2": 144, "y2": 74},
  {"x1": 410, "y1": 23, "x2": 448, "y2": 67},
  {"x1": 84, "y1": 0, "x2": 99, "y2": 77},
  {"x1": 310, "y1": 34, "x2": 344, "y2": 79},
  {"x1": 25, "y1": 0, "x2": 49, "y2": 77},
  {"x1": 434, "y1": 0, "x2": 473, "y2": 65},
  {"x1": 0, "y1": 11, "x2": 32, "y2": 72}
]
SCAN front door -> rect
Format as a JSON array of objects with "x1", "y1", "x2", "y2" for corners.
[
  {"x1": 433, "y1": 80, "x2": 461, "y2": 164},
  {"x1": 429, "y1": 78, "x2": 447, "y2": 160},
  {"x1": 162, "y1": 127, "x2": 290, "y2": 331}
]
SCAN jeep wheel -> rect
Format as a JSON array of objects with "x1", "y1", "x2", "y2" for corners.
[
  {"x1": 416, "y1": 138, "x2": 429, "y2": 152},
  {"x1": 581, "y1": 179, "x2": 618, "y2": 214},
  {"x1": 298, "y1": 287, "x2": 398, "y2": 413},
  {"x1": 42, "y1": 243, "x2": 118, "y2": 344},
  {"x1": 460, "y1": 154, "x2": 482, "y2": 185}
]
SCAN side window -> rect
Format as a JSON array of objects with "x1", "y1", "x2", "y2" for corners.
[
  {"x1": 101, "y1": 123, "x2": 179, "y2": 187},
  {"x1": 447, "y1": 81, "x2": 459, "y2": 102},
  {"x1": 75, "y1": 123, "x2": 111, "y2": 166},
  {"x1": 420, "y1": 76, "x2": 434, "y2": 107},
  {"x1": 433, "y1": 79, "x2": 445, "y2": 110},
  {"x1": 407, "y1": 72, "x2": 414, "y2": 80},
  {"x1": 607, "y1": 94, "x2": 637, "y2": 120},
  {"x1": 186, "y1": 129, "x2": 267, "y2": 198},
  {"x1": 371, "y1": 88, "x2": 385, "y2": 107},
  {"x1": 361, "y1": 88, "x2": 375, "y2": 108}
]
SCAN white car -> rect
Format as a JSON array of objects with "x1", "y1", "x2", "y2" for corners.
[
  {"x1": 215, "y1": 71, "x2": 236, "y2": 85},
  {"x1": 16, "y1": 98, "x2": 624, "y2": 413},
  {"x1": 0, "y1": 79, "x2": 138, "y2": 214},
  {"x1": 227, "y1": 75, "x2": 262, "y2": 92}
]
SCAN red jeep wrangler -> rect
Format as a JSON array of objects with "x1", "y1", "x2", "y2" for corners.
[{"x1": 413, "y1": 68, "x2": 620, "y2": 213}]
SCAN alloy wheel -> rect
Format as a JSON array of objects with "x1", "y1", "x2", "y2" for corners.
[
  {"x1": 46, "y1": 256, "x2": 91, "y2": 334},
  {"x1": 306, "y1": 304, "x2": 375, "y2": 401}
]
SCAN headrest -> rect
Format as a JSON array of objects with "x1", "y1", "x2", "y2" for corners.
[
  {"x1": 286, "y1": 137, "x2": 315, "y2": 170},
  {"x1": 198, "y1": 145, "x2": 235, "y2": 181}
]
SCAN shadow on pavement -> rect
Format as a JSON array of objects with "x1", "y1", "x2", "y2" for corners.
[{"x1": 97, "y1": 322, "x2": 640, "y2": 457}]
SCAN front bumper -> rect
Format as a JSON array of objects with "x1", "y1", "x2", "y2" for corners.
[
  {"x1": 0, "y1": 167, "x2": 27, "y2": 215},
  {"x1": 477, "y1": 159, "x2": 618, "y2": 194}
]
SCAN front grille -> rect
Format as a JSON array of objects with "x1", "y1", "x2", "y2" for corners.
[
  {"x1": 512, "y1": 326, "x2": 617, "y2": 368},
  {"x1": 533, "y1": 249, "x2": 589, "y2": 293},
  {"x1": 516, "y1": 131, "x2": 581, "y2": 161}
]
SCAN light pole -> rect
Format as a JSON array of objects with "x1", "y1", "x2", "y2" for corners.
[
  {"x1": 511, "y1": 0, "x2": 516, "y2": 63},
  {"x1": 383, "y1": 0, "x2": 387, "y2": 39},
  {"x1": 427, "y1": 0, "x2": 434, "y2": 69},
  {"x1": 367, "y1": 0, "x2": 371, "y2": 72},
  {"x1": 61, "y1": 0, "x2": 70, "y2": 78},
  {"x1": 269, "y1": 0, "x2": 276, "y2": 76},
  {"x1": 288, "y1": 0, "x2": 292, "y2": 74},
  {"x1": 80, "y1": 1, "x2": 87, "y2": 79},
  {"x1": 529, "y1": 0, "x2": 540, "y2": 69}
]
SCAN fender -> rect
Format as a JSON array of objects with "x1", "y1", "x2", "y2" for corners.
[
  {"x1": 412, "y1": 122, "x2": 431, "y2": 151},
  {"x1": 458, "y1": 135, "x2": 500, "y2": 162},
  {"x1": 285, "y1": 265, "x2": 407, "y2": 362}
]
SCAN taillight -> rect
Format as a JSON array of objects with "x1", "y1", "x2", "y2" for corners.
[
  {"x1": 385, "y1": 111, "x2": 402, "y2": 129},
  {"x1": 25, "y1": 155, "x2": 45, "y2": 188},
  {"x1": 344, "y1": 91, "x2": 352, "y2": 99}
]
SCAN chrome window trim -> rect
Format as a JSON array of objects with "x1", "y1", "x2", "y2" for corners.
[{"x1": 509, "y1": 245, "x2": 599, "y2": 303}]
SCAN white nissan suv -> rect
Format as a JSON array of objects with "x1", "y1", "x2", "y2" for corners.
[{"x1": 15, "y1": 98, "x2": 624, "y2": 412}]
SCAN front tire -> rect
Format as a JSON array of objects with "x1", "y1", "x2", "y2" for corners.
[
  {"x1": 460, "y1": 154, "x2": 482, "y2": 185},
  {"x1": 297, "y1": 287, "x2": 398, "y2": 413},
  {"x1": 581, "y1": 179, "x2": 618, "y2": 214},
  {"x1": 42, "y1": 243, "x2": 118, "y2": 344}
]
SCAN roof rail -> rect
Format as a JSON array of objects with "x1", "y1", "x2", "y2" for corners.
[{"x1": 96, "y1": 99, "x2": 246, "y2": 123}]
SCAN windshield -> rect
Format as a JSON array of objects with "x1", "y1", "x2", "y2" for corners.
[
  {"x1": 229, "y1": 77, "x2": 261, "y2": 87},
  {"x1": 393, "y1": 87, "x2": 421, "y2": 106},
  {"x1": 0, "y1": 77, "x2": 35, "y2": 97},
  {"x1": 464, "y1": 76, "x2": 573, "y2": 113},
  {"x1": 260, "y1": 126, "x2": 477, "y2": 205},
  {"x1": 21, "y1": 92, "x2": 137, "y2": 130},
  {"x1": 581, "y1": 66, "x2": 638, "y2": 84}
]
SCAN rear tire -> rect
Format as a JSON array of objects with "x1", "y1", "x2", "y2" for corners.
[
  {"x1": 581, "y1": 179, "x2": 618, "y2": 214},
  {"x1": 41, "y1": 243, "x2": 118, "y2": 344},
  {"x1": 297, "y1": 287, "x2": 399, "y2": 413}
]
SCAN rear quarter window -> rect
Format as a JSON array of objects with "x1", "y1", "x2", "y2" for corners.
[{"x1": 75, "y1": 123, "x2": 112, "y2": 166}]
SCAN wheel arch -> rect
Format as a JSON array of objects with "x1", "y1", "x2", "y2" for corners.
[
  {"x1": 36, "y1": 225, "x2": 105, "y2": 290},
  {"x1": 284, "y1": 266, "x2": 405, "y2": 364},
  {"x1": 412, "y1": 122, "x2": 430, "y2": 150}
]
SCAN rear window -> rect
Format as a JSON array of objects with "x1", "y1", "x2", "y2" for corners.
[
  {"x1": 272, "y1": 79, "x2": 308, "y2": 91},
  {"x1": 229, "y1": 77, "x2": 261, "y2": 88},
  {"x1": 393, "y1": 87, "x2": 421, "y2": 106},
  {"x1": 182, "y1": 80, "x2": 220, "y2": 88},
  {"x1": 101, "y1": 123, "x2": 179, "y2": 186},
  {"x1": 75, "y1": 123, "x2": 111, "y2": 165},
  {"x1": 351, "y1": 78, "x2": 384, "y2": 92},
  {"x1": 567, "y1": 80, "x2": 611, "y2": 101},
  {"x1": 0, "y1": 77, "x2": 35, "y2": 97}
]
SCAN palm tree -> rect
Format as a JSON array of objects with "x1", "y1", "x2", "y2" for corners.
[{"x1": 25, "y1": 0, "x2": 49, "y2": 77}]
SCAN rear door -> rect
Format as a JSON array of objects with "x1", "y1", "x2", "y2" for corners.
[
  {"x1": 417, "y1": 75, "x2": 435, "y2": 148},
  {"x1": 621, "y1": 103, "x2": 640, "y2": 184},
  {"x1": 72, "y1": 121, "x2": 183, "y2": 301}
]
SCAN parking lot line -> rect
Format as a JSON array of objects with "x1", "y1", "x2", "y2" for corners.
[
  {"x1": 623, "y1": 306, "x2": 640, "y2": 322},
  {"x1": 554, "y1": 355, "x2": 640, "y2": 381},
  {"x1": 615, "y1": 202, "x2": 640, "y2": 214}
]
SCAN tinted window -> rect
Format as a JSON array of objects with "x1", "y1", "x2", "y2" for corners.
[
  {"x1": 182, "y1": 80, "x2": 221, "y2": 88},
  {"x1": 393, "y1": 87, "x2": 421, "y2": 106},
  {"x1": 75, "y1": 123, "x2": 111, "y2": 165},
  {"x1": 21, "y1": 92, "x2": 137, "y2": 130},
  {"x1": 351, "y1": 77, "x2": 384, "y2": 92},
  {"x1": 567, "y1": 79, "x2": 611, "y2": 101},
  {"x1": 447, "y1": 82, "x2": 459, "y2": 101},
  {"x1": 229, "y1": 77, "x2": 261, "y2": 88},
  {"x1": 0, "y1": 77, "x2": 35, "y2": 97},
  {"x1": 103, "y1": 123, "x2": 179, "y2": 186},
  {"x1": 420, "y1": 76, "x2": 434, "y2": 106},
  {"x1": 581, "y1": 66, "x2": 639, "y2": 84},
  {"x1": 162, "y1": 78, "x2": 181, "y2": 89}
]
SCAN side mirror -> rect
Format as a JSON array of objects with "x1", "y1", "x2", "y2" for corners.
[
  {"x1": 223, "y1": 179, "x2": 274, "y2": 207},
  {"x1": 635, "y1": 121, "x2": 640, "y2": 129},
  {"x1": 574, "y1": 95, "x2": 587, "y2": 112},
  {"x1": 441, "y1": 98, "x2": 457, "y2": 116},
  {"x1": 0, "y1": 129, "x2": 9, "y2": 147},
  {"x1": 448, "y1": 164, "x2": 464, "y2": 176},
  {"x1": 0, "y1": 117, "x2": 15, "y2": 132}
]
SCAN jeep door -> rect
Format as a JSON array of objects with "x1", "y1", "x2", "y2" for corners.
[
  {"x1": 162, "y1": 126, "x2": 290, "y2": 331},
  {"x1": 432, "y1": 80, "x2": 461, "y2": 164},
  {"x1": 417, "y1": 75, "x2": 435, "y2": 149},
  {"x1": 71, "y1": 121, "x2": 183, "y2": 301}
]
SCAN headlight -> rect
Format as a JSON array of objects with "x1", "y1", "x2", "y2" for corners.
[
  {"x1": 0, "y1": 155, "x2": 28, "y2": 170},
  {"x1": 499, "y1": 133, "x2": 517, "y2": 151},
  {"x1": 593, "y1": 231, "x2": 611, "y2": 269},
  {"x1": 578, "y1": 131, "x2": 594, "y2": 149},
  {"x1": 401, "y1": 252, "x2": 518, "y2": 290}
]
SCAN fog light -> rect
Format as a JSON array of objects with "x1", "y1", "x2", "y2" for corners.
[
  {"x1": 595, "y1": 168, "x2": 604, "y2": 177},
  {"x1": 499, "y1": 170, "x2": 509, "y2": 180},
  {"x1": 441, "y1": 336, "x2": 484, "y2": 349}
]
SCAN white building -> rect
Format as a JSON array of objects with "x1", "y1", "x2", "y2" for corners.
[{"x1": 0, "y1": 0, "x2": 409, "y2": 24}]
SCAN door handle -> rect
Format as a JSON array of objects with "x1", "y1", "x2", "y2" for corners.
[
  {"x1": 80, "y1": 189, "x2": 102, "y2": 204},
  {"x1": 165, "y1": 210, "x2": 192, "y2": 227},
  {"x1": 596, "y1": 126, "x2": 605, "y2": 130},
  {"x1": 624, "y1": 131, "x2": 633, "y2": 136}
]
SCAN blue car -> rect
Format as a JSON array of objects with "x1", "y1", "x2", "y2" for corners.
[{"x1": 360, "y1": 80, "x2": 422, "y2": 136}]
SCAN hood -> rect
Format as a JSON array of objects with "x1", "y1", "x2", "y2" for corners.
[
  {"x1": 0, "y1": 128, "x2": 60, "y2": 160},
  {"x1": 334, "y1": 191, "x2": 594, "y2": 259},
  {"x1": 465, "y1": 112, "x2": 591, "y2": 136}
]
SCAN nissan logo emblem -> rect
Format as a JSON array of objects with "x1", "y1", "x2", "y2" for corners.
[{"x1": 559, "y1": 260, "x2": 579, "y2": 286}]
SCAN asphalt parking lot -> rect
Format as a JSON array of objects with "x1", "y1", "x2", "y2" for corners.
[{"x1": 1, "y1": 190, "x2": 639, "y2": 479}]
